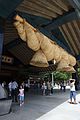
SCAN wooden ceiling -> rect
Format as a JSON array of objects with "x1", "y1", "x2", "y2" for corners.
[
  {"x1": 16, "y1": 0, "x2": 72, "y2": 19},
  {"x1": 59, "y1": 20, "x2": 80, "y2": 56},
  {"x1": 4, "y1": 20, "x2": 18, "y2": 45}
]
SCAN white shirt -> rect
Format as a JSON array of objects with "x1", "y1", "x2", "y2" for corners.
[
  {"x1": 12, "y1": 81, "x2": 18, "y2": 90},
  {"x1": 19, "y1": 88, "x2": 24, "y2": 96},
  {"x1": 70, "y1": 82, "x2": 75, "y2": 91}
]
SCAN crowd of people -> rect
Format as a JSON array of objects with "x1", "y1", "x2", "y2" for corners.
[
  {"x1": 0, "y1": 79, "x2": 54, "y2": 105},
  {"x1": 0, "y1": 78, "x2": 78, "y2": 106}
]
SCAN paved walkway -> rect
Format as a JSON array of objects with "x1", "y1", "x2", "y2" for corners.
[
  {"x1": 0, "y1": 89, "x2": 80, "y2": 120},
  {"x1": 36, "y1": 94, "x2": 80, "y2": 120}
]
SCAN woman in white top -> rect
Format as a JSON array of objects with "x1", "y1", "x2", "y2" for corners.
[{"x1": 69, "y1": 79, "x2": 77, "y2": 104}]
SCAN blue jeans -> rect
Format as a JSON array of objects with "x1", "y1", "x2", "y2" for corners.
[
  {"x1": 70, "y1": 91, "x2": 76, "y2": 101},
  {"x1": 19, "y1": 95, "x2": 24, "y2": 101}
]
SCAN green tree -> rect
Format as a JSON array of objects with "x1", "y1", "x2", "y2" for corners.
[{"x1": 53, "y1": 71, "x2": 71, "y2": 82}]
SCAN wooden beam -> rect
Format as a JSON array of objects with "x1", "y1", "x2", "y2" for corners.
[
  {"x1": 37, "y1": 27, "x2": 70, "y2": 53},
  {"x1": 15, "y1": 11, "x2": 51, "y2": 26},
  {"x1": 44, "y1": 10, "x2": 79, "y2": 30}
]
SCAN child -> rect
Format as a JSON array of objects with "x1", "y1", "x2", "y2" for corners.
[{"x1": 19, "y1": 85, "x2": 24, "y2": 106}]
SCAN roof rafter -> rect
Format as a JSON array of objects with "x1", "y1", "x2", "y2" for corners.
[{"x1": 44, "y1": 10, "x2": 79, "y2": 31}]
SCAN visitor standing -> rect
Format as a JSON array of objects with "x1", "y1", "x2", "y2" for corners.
[
  {"x1": 19, "y1": 85, "x2": 24, "y2": 106},
  {"x1": 12, "y1": 80, "x2": 18, "y2": 102},
  {"x1": 69, "y1": 79, "x2": 77, "y2": 104}
]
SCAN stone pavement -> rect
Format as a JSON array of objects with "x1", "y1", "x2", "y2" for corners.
[
  {"x1": 0, "y1": 89, "x2": 80, "y2": 120},
  {"x1": 36, "y1": 94, "x2": 80, "y2": 120}
]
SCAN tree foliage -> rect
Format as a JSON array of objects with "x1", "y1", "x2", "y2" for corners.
[{"x1": 53, "y1": 71, "x2": 71, "y2": 81}]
